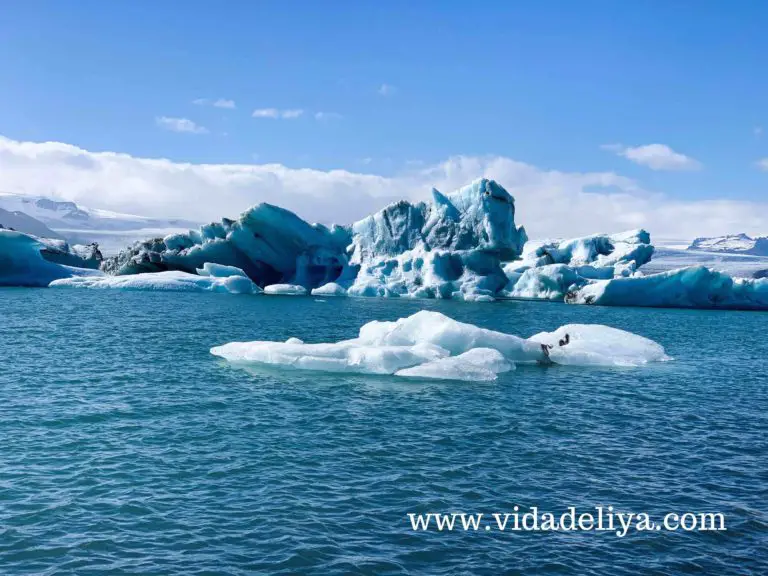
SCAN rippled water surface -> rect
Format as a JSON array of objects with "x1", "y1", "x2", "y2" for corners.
[{"x1": 1, "y1": 289, "x2": 766, "y2": 575}]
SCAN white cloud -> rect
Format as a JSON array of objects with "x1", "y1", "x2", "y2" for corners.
[
  {"x1": 193, "y1": 98, "x2": 236, "y2": 109},
  {"x1": 378, "y1": 83, "x2": 397, "y2": 96},
  {"x1": 281, "y1": 109, "x2": 304, "y2": 119},
  {"x1": 252, "y1": 108, "x2": 304, "y2": 119},
  {"x1": 155, "y1": 117, "x2": 208, "y2": 134},
  {"x1": 602, "y1": 143, "x2": 701, "y2": 171},
  {"x1": 0, "y1": 135, "x2": 766, "y2": 239},
  {"x1": 315, "y1": 112, "x2": 343, "y2": 121}
]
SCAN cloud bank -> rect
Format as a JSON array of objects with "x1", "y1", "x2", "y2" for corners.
[{"x1": 0, "y1": 135, "x2": 766, "y2": 239}]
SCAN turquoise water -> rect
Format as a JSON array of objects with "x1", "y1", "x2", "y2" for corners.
[{"x1": 1, "y1": 289, "x2": 766, "y2": 575}]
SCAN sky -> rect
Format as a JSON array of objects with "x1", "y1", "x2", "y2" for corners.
[{"x1": 0, "y1": 0, "x2": 767, "y2": 239}]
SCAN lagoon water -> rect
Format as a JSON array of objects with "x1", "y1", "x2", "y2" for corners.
[{"x1": 1, "y1": 289, "x2": 766, "y2": 574}]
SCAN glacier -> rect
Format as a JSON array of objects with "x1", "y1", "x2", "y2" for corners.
[
  {"x1": 211, "y1": 310, "x2": 670, "y2": 381},
  {"x1": 688, "y1": 234, "x2": 768, "y2": 256}
]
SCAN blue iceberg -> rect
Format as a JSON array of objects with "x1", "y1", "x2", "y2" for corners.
[
  {"x1": 567, "y1": 265, "x2": 768, "y2": 310},
  {"x1": 0, "y1": 229, "x2": 102, "y2": 287}
]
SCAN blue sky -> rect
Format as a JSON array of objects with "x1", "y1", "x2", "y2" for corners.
[{"x1": 0, "y1": 1, "x2": 766, "y2": 235}]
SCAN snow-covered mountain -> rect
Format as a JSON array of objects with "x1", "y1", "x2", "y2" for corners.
[
  {"x1": 688, "y1": 233, "x2": 768, "y2": 256},
  {"x1": 0, "y1": 191, "x2": 198, "y2": 232},
  {"x1": 0, "y1": 208, "x2": 63, "y2": 239},
  {"x1": 0, "y1": 191, "x2": 199, "y2": 254}
]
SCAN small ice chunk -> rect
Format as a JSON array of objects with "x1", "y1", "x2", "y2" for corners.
[
  {"x1": 264, "y1": 283, "x2": 308, "y2": 296},
  {"x1": 310, "y1": 282, "x2": 347, "y2": 296}
]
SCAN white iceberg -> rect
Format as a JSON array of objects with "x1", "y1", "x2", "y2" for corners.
[
  {"x1": 567, "y1": 265, "x2": 768, "y2": 311},
  {"x1": 50, "y1": 264, "x2": 260, "y2": 294},
  {"x1": 211, "y1": 310, "x2": 669, "y2": 381},
  {"x1": 310, "y1": 282, "x2": 347, "y2": 296},
  {"x1": 264, "y1": 283, "x2": 308, "y2": 296}
]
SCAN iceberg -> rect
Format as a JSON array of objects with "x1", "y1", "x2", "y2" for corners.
[
  {"x1": 501, "y1": 229, "x2": 654, "y2": 300},
  {"x1": 566, "y1": 265, "x2": 768, "y2": 311},
  {"x1": 310, "y1": 282, "x2": 348, "y2": 296},
  {"x1": 211, "y1": 310, "x2": 669, "y2": 381},
  {"x1": 0, "y1": 229, "x2": 102, "y2": 287},
  {"x1": 346, "y1": 179, "x2": 527, "y2": 300},
  {"x1": 102, "y1": 203, "x2": 352, "y2": 289},
  {"x1": 518, "y1": 229, "x2": 653, "y2": 270},
  {"x1": 97, "y1": 178, "x2": 527, "y2": 302},
  {"x1": 50, "y1": 266, "x2": 261, "y2": 294},
  {"x1": 264, "y1": 283, "x2": 308, "y2": 296}
]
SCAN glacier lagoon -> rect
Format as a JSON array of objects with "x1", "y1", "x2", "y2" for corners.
[{"x1": 1, "y1": 288, "x2": 766, "y2": 575}]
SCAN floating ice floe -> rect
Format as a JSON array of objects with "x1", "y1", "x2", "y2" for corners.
[
  {"x1": 310, "y1": 282, "x2": 347, "y2": 296},
  {"x1": 50, "y1": 263, "x2": 260, "y2": 294},
  {"x1": 264, "y1": 283, "x2": 308, "y2": 296},
  {"x1": 211, "y1": 310, "x2": 670, "y2": 381},
  {"x1": 567, "y1": 265, "x2": 768, "y2": 311}
]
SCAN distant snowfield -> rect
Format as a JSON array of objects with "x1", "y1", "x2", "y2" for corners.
[
  {"x1": 53, "y1": 228, "x2": 195, "y2": 256},
  {"x1": 639, "y1": 248, "x2": 768, "y2": 278},
  {"x1": 0, "y1": 191, "x2": 198, "y2": 255}
]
